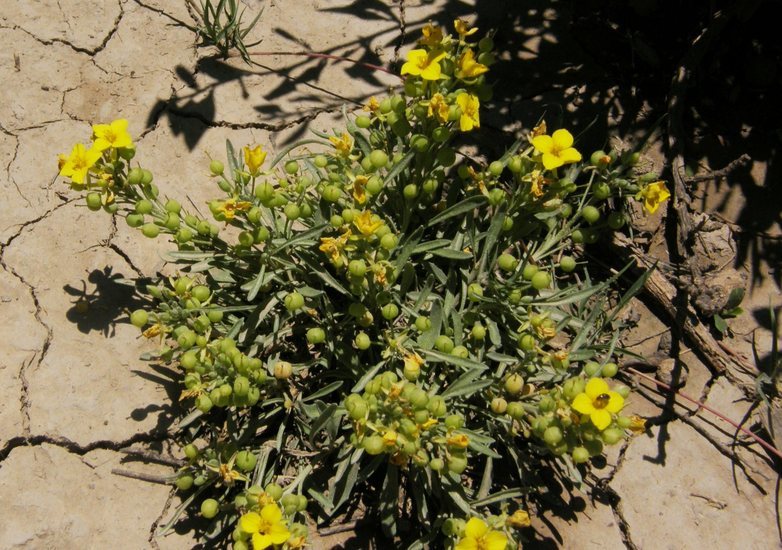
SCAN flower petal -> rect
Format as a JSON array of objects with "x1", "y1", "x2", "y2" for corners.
[
  {"x1": 552, "y1": 129, "x2": 574, "y2": 150},
  {"x1": 606, "y1": 391, "x2": 625, "y2": 413},
  {"x1": 464, "y1": 517, "x2": 489, "y2": 539},
  {"x1": 269, "y1": 523, "x2": 291, "y2": 545},
  {"x1": 485, "y1": 530, "x2": 509, "y2": 550},
  {"x1": 239, "y1": 512, "x2": 261, "y2": 534},
  {"x1": 531, "y1": 135, "x2": 554, "y2": 154},
  {"x1": 585, "y1": 378, "x2": 609, "y2": 400},
  {"x1": 571, "y1": 393, "x2": 595, "y2": 415},
  {"x1": 558, "y1": 147, "x2": 582, "y2": 164},
  {"x1": 541, "y1": 153, "x2": 564, "y2": 171},
  {"x1": 420, "y1": 63, "x2": 442, "y2": 81},
  {"x1": 455, "y1": 538, "x2": 479, "y2": 550},
  {"x1": 590, "y1": 409, "x2": 612, "y2": 431},
  {"x1": 252, "y1": 533, "x2": 273, "y2": 550},
  {"x1": 260, "y1": 503, "x2": 282, "y2": 523}
]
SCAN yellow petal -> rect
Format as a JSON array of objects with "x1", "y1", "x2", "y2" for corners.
[
  {"x1": 571, "y1": 393, "x2": 595, "y2": 415},
  {"x1": 531, "y1": 135, "x2": 554, "y2": 154},
  {"x1": 558, "y1": 147, "x2": 582, "y2": 164},
  {"x1": 260, "y1": 503, "x2": 282, "y2": 523},
  {"x1": 606, "y1": 391, "x2": 625, "y2": 413},
  {"x1": 455, "y1": 538, "x2": 479, "y2": 550},
  {"x1": 585, "y1": 378, "x2": 609, "y2": 400},
  {"x1": 252, "y1": 532, "x2": 273, "y2": 550},
  {"x1": 552, "y1": 129, "x2": 574, "y2": 150},
  {"x1": 464, "y1": 517, "x2": 489, "y2": 539},
  {"x1": 541, "y1": 153, "x2": 564, "y2": 171},
  {"x1": 269, "y1": 523, "x2": 291, "y2": 544},
  {"x1": 400, "y1": 60, "x2": 419, "y2": 76},
  {"x1": 420, "y1": 62, "x2": 442, "y2": 81},
  {"x1": 590, "y1": 409, "x2": 612, "y2": 431},
  {"x1": 239, "y1": 512, "x2": 261, "y2": 534},
  {"x1": 460, "y1": 114, "x2": 475, "y2": 132},
  {"x1": 485, "y1": 530, "x2": 509, "y2": 550}
]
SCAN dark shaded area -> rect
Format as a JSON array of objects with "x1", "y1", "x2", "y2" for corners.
[{"x1": 63, "y1": 266, "x2": 146, "y2": 336}]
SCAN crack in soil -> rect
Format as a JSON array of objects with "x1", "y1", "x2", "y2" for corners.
[
  {"x1": 0, "y1": 200, "x2": 77, "y2": 436},
  {"x1": 1, "y1": 0, "x2": 123, "y2": 58},
  {"x1": 588, "y1": 440, "x2": 639, "y2": 550},
  {"x1": 132, "y1": 0, "x2": 197, "y2": 30},
  {"x1": 148, "y1": 487, "x2": 177, "y2": 549},
  {"x1": 634, "y1": 384, "x2": 771, "y2": 490},
  {"x1": 394, "y1": 0, "x2": 405, "y2": 66},
  {"x1": 0, "y1": 429, "x2": 171, "y2": 464}
]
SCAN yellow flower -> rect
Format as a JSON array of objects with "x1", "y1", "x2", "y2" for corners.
[
  {"x1": 400, "y1": 49, "x2": 446, "y2": 81},
  {"x1": 454, "y1": 18, "x2": 478, "y2": 39},
  {"x1": 447, "y1": 434, "x2": 470, "y2": 449},
  {"x1": 455, "y1": 517, "x2": 507, "y2": 550},
  {"x1": 364, "y1": 96, "x2": 380, "y2": 113},
  {"x1": 456, "y1": 93, "x2": 480, "y2": 132},
  {"x1": 238, "y1": 504, "x2": 290, "y2": 550},
  {"x1": 287, "y1": 535, "x2": 307, "y2": 549},
  {"x1": 59, "y1": 143, "x2": 102, "y2": 184},
  {"x1": 383, "y1": 430, "x2": 398, "y2": 447},
  {"x1": 352, "y1": 174, "x2": 369, "y2": 205},
  {"x1": 217, "y1": 197, "x2": 252, "y2": 221},
  {"x1": 142, "y1": 323, "x2": 163, "y2": 339},
  {"x1": 455, "y1": 48, "x2": 488, "y2": 80},
  {"x1": 530, "y1": 121, "x2": 547, "y2": 139},
  {"x1": 403, "y1": 351, "x2": 424, "y2": 377},
  {"x1": 428, "y1": 93, "x2": 450, "y2": 123},
  {"x1": 319, "y1": 230, "x2": 351, "y2": 264},
  {"x1": 571, "y1": 378, "x2": 625, "y2": 431},
  {"x1": 419, "y1": 23, "x2": 443, "y2": 48},
  {"x1": 57, "y1": 153, "x2": 68, "y2": 171},
  {"x1": 637, "y1": 181, "x2": 671, "y2": 214},
  {"x1": 629, "y1": 414, "x2": 647, "y2": 434},
  {"x1": 354, "y1": 210, "x2": 383, "y2": 236},
  {"x1": 92, "y1": 119, "x2": 133, "y2": 152},
  {"x1": 420, "y1": 418, "x2": 438, "y2": 430},
  {"x1": 527, "y1": 169, "x2": 550, "y2": 198},
  {"x1": 532, "y1": 129, "x2": 582, "y2": 171},
  {"x1": 329, "y1": 133, "x2": 353, "y2": 158},
  {"x1": 506, "y1": 509, "x2": 531, "y2": 529},
  {"x1": 243, "y1": 145, "x2": 267, "y2": 176}
]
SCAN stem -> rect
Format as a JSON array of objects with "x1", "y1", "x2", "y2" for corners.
[{"x1": 625, "y1": 365, "x2": 782, "y2": 461}]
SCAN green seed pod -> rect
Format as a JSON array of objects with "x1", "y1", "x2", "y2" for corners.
[
  {"x1": 141, "y1": 223, "x2": 160, "y2": 238},
  {"x1": 354, "y1": 332, "x2": 371, "y2": 350},
  {"x1": 582, "y1": 205, "x2": 601, "y2": 224},
  {"x1": 434, "y1": 335, "x2": 454, "y2": 353},
  {"x1": 235, "y1": 450, "x2": 257, "y2": 471},
  {"x1": 531, "y1": 271, "x2": 550, "y2": 290},
  {"x1": 200, "y1": 498, "x2": 219, "y2": 519},
  {"x1": 130, "y1": 309, "x2": 148, "y2": 328},
  {"x1": 284, "y1": 292, "x2": 304, "y2": 311},
  {"x1": 560, "y1": 255, "x2": 577, "y2": 272}
]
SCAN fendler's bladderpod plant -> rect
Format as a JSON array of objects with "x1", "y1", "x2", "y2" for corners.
[{"x1": 58, "y1": 19, "x2": 666, "y2": 550}]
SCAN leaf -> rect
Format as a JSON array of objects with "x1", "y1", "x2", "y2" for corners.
[
  {"x1": 470, "y1": 488, "x2": 524, "y2": 507},
  {"x1": 303, "y1": 381, "x2": 343, "y2": 402},
  {"x1": 379, "y1": 465, "x2": 399, "y2": 537},
  {"x1": 440, "y1": 367, "x2": 494, "y2": 399},
  {"x1": 427, "y1": 195, "x2": 486, "y2": 226},
  {"x1": 383, "y1": 150, "x2": 415, "y2": 185},
  {"x1": 430, "y1": 248, "x2": 473, "y2": 260},
  {"x1": 352, "y1": 360, "x2": 387, "y2": 392},
  {"x1": 422, "y1": 349, "x2": 487, "y2": 371},
  {"x1": 714, "y1": 314, "x2": 728, "y2": 334},
  {"x1": 243, "y1": 264, "x2": 267, "y2": 302},
  {"x1": 725, "y1": 287, "x2": 745, "y2": 311}
]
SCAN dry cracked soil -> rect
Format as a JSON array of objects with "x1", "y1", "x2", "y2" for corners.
[{"x1": 0, "y1": 1, "x2": 780, "y2": 549}]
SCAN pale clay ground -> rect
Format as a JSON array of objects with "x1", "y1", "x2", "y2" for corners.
[{"x1": 0, "y1": 1, "x2": 780, "y2": 549}]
